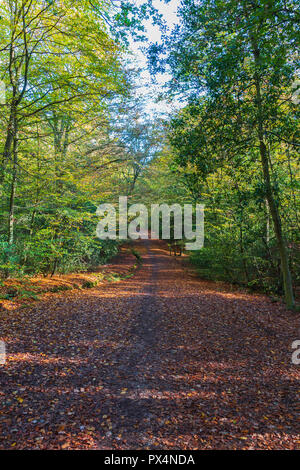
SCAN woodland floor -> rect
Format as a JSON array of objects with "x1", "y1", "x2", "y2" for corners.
[{"x1": 0, "y1": 240, "x2": 299, "y2": 450}]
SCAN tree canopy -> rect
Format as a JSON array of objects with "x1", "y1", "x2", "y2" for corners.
[{"x1": 0, "y1": 0, "x2": 299, "y2": 308}]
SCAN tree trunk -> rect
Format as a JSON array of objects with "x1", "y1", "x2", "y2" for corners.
[
  {"x1": 0, "y1": 111, "x2": 15, "y2": 182},
  {"x1": 252, "y1": 43, "x2": 295, "y2": 309},
  {"x1": 8, "y1": 116, "x2": 18, "y2": 246},
  {"x1": 259, "y1": 139, "x2": 294, "y2": 308},
  {"x1": 239, "y1": 223, "x2": 249, "y2": 284}
]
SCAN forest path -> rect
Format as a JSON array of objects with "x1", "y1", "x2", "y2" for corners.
[{"x1": 0, "y1": 240, "x2": 299, "y2": 449}]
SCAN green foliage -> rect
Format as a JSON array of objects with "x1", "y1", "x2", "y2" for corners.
[
  {"x1": 156, "y1": 0, "x2": 300, "y2": 301},
  {"x1": 0, "y1": 238, "x2": 22, "y2": 278},
  {"x1": 130, "y1": 247, "x2": 142, "y2": 264},
  {"x1": 0, "y1": 0, "x2": 145, "y2": 279},
  {"x1": 82, "y1": 280, "x2": 98, "y2": 289}
]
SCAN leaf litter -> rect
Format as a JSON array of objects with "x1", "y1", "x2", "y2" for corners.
[{"x1": 0, "y1": 240, "x2": 299, "y2": 449}]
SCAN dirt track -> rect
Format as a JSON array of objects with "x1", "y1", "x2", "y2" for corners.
[{"x1": 0, "y1": 240, "x2": 299, "y2": 449}]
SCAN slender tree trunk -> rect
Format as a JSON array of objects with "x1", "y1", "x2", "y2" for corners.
[
  {"x1": 265, "y1": 199, "x2": 270, "y2": 244},
  {"x1": 8, "y1": 115, "x2": 18, "y2": 246},
  {"x1": 51, "y1": 259, "x2": 58, "y2": 277},
  {"x1": 252, "y1": 43, "x2": 295, "y2": 309},
  {"x1": 233, "y1": 180, "x2": 249, "y2": 284},
  {"x1": 0, "y1": 110, "x2": 15, "y2": 182},
  {"x1": 239, "y1": 222, "x2": 249, "y2": 284}
]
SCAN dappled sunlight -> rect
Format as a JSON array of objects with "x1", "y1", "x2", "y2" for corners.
[
  {"x1": 6, "y1": 353, "x2": 84, "y2": 366},
  {"x1": 0, "y1": 240, "x2": 299, "y2": 449}
]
